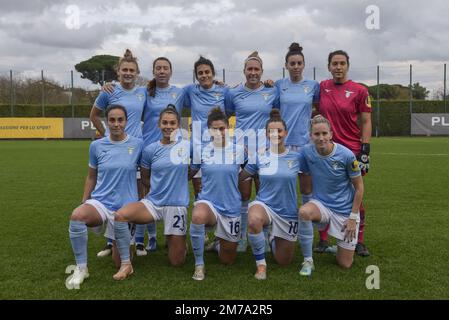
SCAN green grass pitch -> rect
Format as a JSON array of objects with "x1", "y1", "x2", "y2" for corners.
[{"x1": 0, "y1": 137, "x2": 448, "y2": 299}]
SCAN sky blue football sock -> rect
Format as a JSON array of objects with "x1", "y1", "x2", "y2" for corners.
[
  {"x1": 114, "y1": 221, "x2": 131, "y2": 264},
  {"x1": 69, "y1": 220, "x2": 88, "y2": 267},
  {"x1": 298, "y1": 217, "x2": 314, "y2": 260},
  {"x1": 190, "y1": 223, "x2": 205, "y2": 266},
  {"x1": 135, "y1": 224, "x2": 146, "y2": 245},
  {"x1": 248, "y1": 231, "x2": 266, "y2": 264},
  {"x1": 147, "y1": 222, "x2": 157, "y2": 238}
]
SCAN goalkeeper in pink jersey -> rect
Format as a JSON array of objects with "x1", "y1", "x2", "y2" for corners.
[{"x1": 316, "y1": 50, "x2": 372, "y2": 257}]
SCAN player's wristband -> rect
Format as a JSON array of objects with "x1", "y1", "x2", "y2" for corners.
[
  {"x1": 349, "y1": 212, "x2": 360, "y2": 220},
  {"x1": 361, "y1": 143, "x2": 370, "y2": 155}
]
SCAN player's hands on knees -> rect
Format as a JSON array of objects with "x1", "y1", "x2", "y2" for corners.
[{"x1": 341, "y1": 219, "x2": 357, "y2": 243}]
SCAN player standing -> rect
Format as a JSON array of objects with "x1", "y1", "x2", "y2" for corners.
[
  {"x1": 135, "y1": 57, "x2": 186, "y2": 256},
  {"x1": 225, "y1": 51, "x2": 278, "y2": 252},
  {"x1": 274, "y1": 42, "x2": 320, "y2": 275},
  {"x1": 184, "y1": 56, "x2": 229, "y2": 200},
  {"x1": 316, "y1": 50, "x2": 372, "y2": 257}
]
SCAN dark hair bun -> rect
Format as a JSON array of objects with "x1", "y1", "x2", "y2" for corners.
[
  {"x1": 289, "y1": 42, "x2": 303, "y2": 53},
  {"x1": 123, "y1": 49, "x2": 134, "y2": 59},
  {"x1": 209, "y1": 107, "x2": 224, "y2": 117},
  {"x1": 270, "y1": 108, "x2": 281, "y2": 119}
]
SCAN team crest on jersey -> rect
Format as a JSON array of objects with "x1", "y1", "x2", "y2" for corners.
[
  {"x1": 261, "y1": 93, "x2": 270, "y2": 101},
  {"x1": 324, "y1": 89, "x2": 332, "y2": 93},
  {"x1": 351, "y1": 159, "x2": 360, "y2": 172},
  {"x1": 177, "y1": 147, "x2": 185, "y2": 158},
  {"x1": 128, "y1": 147, "x2": 135, "y2": 155},
  {"x1": 213, "y1": 93, "x2": 222, "y2": 101},
  {"x1": 171, "y1": 93, "x2": 178, "y2": 99},
  {"x1": 303, "y1": 85, "x2": 311, "y2": 94},
  {"x1": 345, "y1": 90, "x2": 354, "y2": 98},
  {"x1": 287, "y1": 160, "x2": 295, "y2": 169},
  {"x1": 331, "y1": 161, "x2": 342, "y2": 170},
  {"x1": 136, "y1": 93, "x2": 145, "y2": 101}
]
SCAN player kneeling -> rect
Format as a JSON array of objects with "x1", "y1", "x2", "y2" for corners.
[{"x1": 298, "y1": 115, "x2": 364, "y2": 268}]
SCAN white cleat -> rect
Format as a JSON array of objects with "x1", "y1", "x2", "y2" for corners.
[
  {"x1": 192, "y1": 265, "x2": 205, "y2": 281},
  {"x1": 299, "y1": 260, "x2": 315, "y2": 277},
  {"x1": 68, "y1": 266, "x2": 89, "y2": 287},
  {"x1": 254, "y1": 264, "x2": 267, "y2": 280},
  {"x1": 97, "y1": 244, "x2": 112, "y2": 257}
]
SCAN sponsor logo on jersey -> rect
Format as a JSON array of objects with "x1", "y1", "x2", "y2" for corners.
[
  {"x1": 171, "y1": 93, "x2": 178, "y2": 99},
  {"x1": 128, "y1": 147, "x2": 135, "y2": 154},
  {"x1": 287, "y1": 160, "x2": 295, "y2": 168},
  {"x1": 345, "y1": 90, "x2": 354, "y2": 98},
  {"x1": 136, "y1": 93, "x2": 145, "y2": 101},
  {"x1": 324, "y1": 89, "x2": 332, "y2": 93},
  {"x1": 213, "y1": 93, "x2": 222, "y2": 101},
  {"x1": 303, "y1": 85, "x2": 311, "y2": 93}
]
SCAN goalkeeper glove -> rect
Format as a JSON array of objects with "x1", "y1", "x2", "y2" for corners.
[{"x1": 358, "y1": 143, "x2": 370, "y2": 174}]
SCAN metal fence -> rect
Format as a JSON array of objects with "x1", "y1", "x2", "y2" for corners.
[{"x1": 1, "y1": 63, "x2": 448, "y2": 136}]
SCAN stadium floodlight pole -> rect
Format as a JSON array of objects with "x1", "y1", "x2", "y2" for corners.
[
  {"x1": 444, "y1": 63, "x2": 447, "y2": 113},
  {"x1": 10, "y1": 70, "x2": 13, "y2": 117},
  {"x1": 71, "y1": 70, "x2": 74, "y2": 118},
  {"x1": 192, "y1": 69, "x2": 195, "y2": 83},
  {"x1": 101, "y1": 70, "x2": 105, "y2": 86},
  {"x1": 41, "y1": 70, "x2": 45, "y2": 117},
  {"x1": 313, "y1": 67, "x2": 316, "y2": 81},
  {"x1": 282, "y1": 67, "x2": 285, "y2": 78},
  {"x1": 223, "y1": 68, "x2": 225, "y2": 83},
  {"x1": 377, "y1": 65, "x2": 380, "y2": 137}
]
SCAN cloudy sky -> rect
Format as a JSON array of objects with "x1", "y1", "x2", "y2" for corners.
[{"x1": 0, "y1": 0, "x2": 448, "y2": 94}]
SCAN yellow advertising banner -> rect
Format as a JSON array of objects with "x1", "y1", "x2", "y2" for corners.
[{"x1": 0, "y1": 118, "x2": 64, "y2": 138}]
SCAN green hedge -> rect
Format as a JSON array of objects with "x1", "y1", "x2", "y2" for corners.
[
  {"x1": 371, "y1": 100, "x2": 448, "y2": 136},
  {"x1": 1, "y1": 101, "x2": 448, "y2": 136},
  {"x1": 0, "y1": 104, "x2": 193, "y2": 118}
]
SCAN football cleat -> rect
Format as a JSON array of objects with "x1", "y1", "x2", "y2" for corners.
[
  {"x1": 97, "y1": 244, "x2": 112, "y2": 257},
  {"x1": 113, "y1": 264, "x2": 134, "y2": 281},
  {"x1": 146, "y1": 237, "x2": 157, "y2": 252},
  {"x1": 299, "y1": 260, "x2": 315, "y2": 276},
  {"x1": 254, "y1": 264, "x2": 267, "y2": 280},
  {"x1": 67, "y1": 266, "x2": 89, "y2": 287},
  {"x1": 135, "y1": 244, "x2": 148, "y2": 256},
  {"x1": 355, "y1": 243, "x2": 370, "y2": 257},
  {"x1": 192, "y1": 265, "x2": 205, "y2": 281}
]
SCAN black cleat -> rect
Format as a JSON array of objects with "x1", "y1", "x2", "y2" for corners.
[{"x1": 355, "y1": 243, "x2": 370, "y2": 257}]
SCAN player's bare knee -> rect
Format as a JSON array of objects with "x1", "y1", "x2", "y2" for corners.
[
  {"x1": 114, "y1": 210, "x2": 128, "y2": 222},
  {"x1": 248, "y1": 217, "x2": 263, "y2": 234},
  {"x1": 337, "y1": 257, "x2": 353, "y2": 269},
  {"x1": 191, "y1": 212, "x2": 205, "y2": 224},
  {"x1": 220, "y1": 255, "x2": 236, "y2": 266},
  {"x1": 169, "y1": 254, "x2": 185, "y2": 267},
  {"x1": 70, "y1": 208, "x2": 86, "y2": 222}
]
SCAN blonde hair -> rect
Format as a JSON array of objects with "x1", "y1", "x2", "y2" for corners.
[
  {"x1": 244, "y1": 51, "x2": 263, "y2": 68},
  {"x1": 310, "y1": 115, "x2": 332, "y2": 131},
  {"x1": 116, "y1": 49, "x2": 140, "y2": 73}
]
